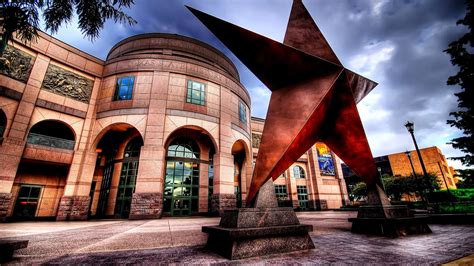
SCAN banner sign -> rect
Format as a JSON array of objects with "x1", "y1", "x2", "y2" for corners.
[{"x1": 316, "y1": 143, "x2": 335, "y2": 176}]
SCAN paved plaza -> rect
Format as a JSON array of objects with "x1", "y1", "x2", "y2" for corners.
[{"x1": 1, "y1": 211, "x2": 473, "y2": 264}]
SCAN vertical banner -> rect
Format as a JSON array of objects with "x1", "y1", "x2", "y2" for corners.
[{"x1": 316, "y1": 143, "x2": 335, "y2": 176}]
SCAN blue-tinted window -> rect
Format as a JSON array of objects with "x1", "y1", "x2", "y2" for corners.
[
  {"x1": 186, "y1": 80, "x2": 205, "y2": 106},
  {"x1": 239, "y1": 101, "x2": 247, "y2": 123},
  {"x1": 114, "y1": 76, "x2": 135, "y2": 101}
]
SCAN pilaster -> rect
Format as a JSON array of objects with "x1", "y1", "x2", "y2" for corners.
[{"x1": 0, "y1": 54, "x2": 50, "y2": 220}]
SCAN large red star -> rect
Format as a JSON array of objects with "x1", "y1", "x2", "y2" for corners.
[{"x1": 188, "y1": 0, "x2": 390, "y2": 206}]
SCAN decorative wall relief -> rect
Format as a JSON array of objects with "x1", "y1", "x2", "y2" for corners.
[
  {"x1": 42, "y1": 64, "x2": 93, "y2": 103},
  {"x1": 252, "y1": 133, "x2": 262, "y2": 148},
  {"x1": 0, "y1": 45, "x2": 35, "y2": 83}
]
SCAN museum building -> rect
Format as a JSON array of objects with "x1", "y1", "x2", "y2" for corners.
[{"x1": 0, "y1": 31, "x2": 349, "y2": 221}]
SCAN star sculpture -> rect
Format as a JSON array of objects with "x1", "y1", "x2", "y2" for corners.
[{"x1": 188, "y1": 0, "x2": 390, "y2": 206}]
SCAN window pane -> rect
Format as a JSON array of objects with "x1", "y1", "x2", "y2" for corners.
[
  {"x1": 187, "y1": 80, "x2": 205, "y2": 106},
  {"x1": 114, "y1": 76, "x2": 135, "y2": 101}
]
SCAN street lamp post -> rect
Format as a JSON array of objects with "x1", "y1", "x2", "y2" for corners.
[
  {"x1": 377, "y1": 166, "x2": 386, "y2": 192},
  {"x1": 404, "y1": 121, "x2": 429, "y2": 177},
  {"x1": 405, "y1": 121, "x2": 433, "y2": 201},
  {"x1": 405, "y1": 150, "x2": 416, "y2": 176}
]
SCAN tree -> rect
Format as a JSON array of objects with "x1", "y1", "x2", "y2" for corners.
[
  {"x1": 0, "y1": 0, "x2": 136, "y2": 53},
  {"x1": 350, "y1": 174, "x2": 440, "y2": 202},
  {"x1": 383, "y1": 174, "x2": 440, "y2": 201},
  {"x1": 350, "y1": 182, "x2": 367, "y2": 201},
  {"x1": 444, "y1": 0, "x2": 474, "y2": 187}
]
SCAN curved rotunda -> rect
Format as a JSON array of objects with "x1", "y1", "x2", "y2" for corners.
[{"x1": 0, "y1": 31, "x2": 348, "y2": 221}]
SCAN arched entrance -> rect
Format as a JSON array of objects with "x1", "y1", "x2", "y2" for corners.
[
  {"x1": 163, "y1": 126, "x2": 217, "y2": 216},
  {"x1": 92, "y1": 123, "x2": 143, "y2": 219},
  {"x1": 13, "y1": 120, "x2": 75, "y2": 220},
  {"x1": 231, "y1": 140, "x2": 247, "y2": 208},
  {"x1": 164, "y1": 137, "x2": 200, "y2": 216}
]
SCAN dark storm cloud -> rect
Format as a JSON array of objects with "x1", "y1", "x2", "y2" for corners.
[{"x1": 43, "y1": 0, "x2": 469, "y2": 167}]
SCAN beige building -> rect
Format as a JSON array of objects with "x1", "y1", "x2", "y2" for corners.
[
  {"x1": 0, "y1": 31, "x2": 349, "y2": 221},
  {"x1": 378, "y1": 146, "x2": 457, "y2": 190}
]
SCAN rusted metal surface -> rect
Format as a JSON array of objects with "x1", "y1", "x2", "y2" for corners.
[{"x1": 187, "y1": 0, "x2": 389, "y2": 206}]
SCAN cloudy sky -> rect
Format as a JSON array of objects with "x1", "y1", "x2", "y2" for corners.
[{"x1": 39, "y1": 0, "x2": 469, "y2": 169}]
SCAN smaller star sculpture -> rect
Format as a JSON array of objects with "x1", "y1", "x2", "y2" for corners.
[{"x1": 187, "y1": 0, "x2": 390, "y2": 206}]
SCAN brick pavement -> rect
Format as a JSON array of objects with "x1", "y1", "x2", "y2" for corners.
[{"x1": 1, "y1": 211, "x2": 473, "y2": 264}]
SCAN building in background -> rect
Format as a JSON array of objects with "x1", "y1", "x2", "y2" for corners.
[
  {"x1": 0, "y1": 31, "x2": 348, "y2": 222},
  {"x1": 343, "y1": 146, "x2": 457, "y2": 194},
  {"x1": 251, "y1": 117, "x2": 349, "y2": 211}
]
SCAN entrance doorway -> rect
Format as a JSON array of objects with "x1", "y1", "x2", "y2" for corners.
[
  {"x1": 13, "y1": 185, "x2": 42, "y2": 219},
  {"x1": 164, "y1": 138, "x2": 200, "y2": 216},
  {"x1": 114, "y1": 137, "x2": 142, "y2": 218},
  {"x1": 96, "y1": 152, "x2": 115, "y2": 217}
]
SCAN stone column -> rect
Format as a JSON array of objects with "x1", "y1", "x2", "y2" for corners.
[
  {"x1": 287, "y1": 168, "x2": 299, "y2": 209},
  {"x1": 199, "y1": 147, "x2": 210, "y2": 213},
  {"x1": 0, "y1": 54, "x2": 50, "y2": 221},
  {"x1": 334, "y1": 155, "x2": 350, "y2": 206},
  {"x1": 307, "y1": 146, "x2": 327, "y2": 210},
  {"x1": 129, "y1": 72, "x2": 166, "y2": 219},
  {"x1": 211, "y1": 151, "x2": 236, "y2": 214},
  {"x1": 56, "y1": 77, "x2": 101, "y2": 221}
]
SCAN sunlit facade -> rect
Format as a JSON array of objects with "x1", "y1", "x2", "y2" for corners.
[{"x1": 0, "y1": 31, "x2": 348, "y2": 221}]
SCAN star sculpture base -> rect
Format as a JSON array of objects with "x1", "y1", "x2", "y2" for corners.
[
  {"x1": 349, "y1": 205, "x2": 431, "y2": 237},
  {"x1": 202, "y1": 181, "x2": 314, "y2": 260}
]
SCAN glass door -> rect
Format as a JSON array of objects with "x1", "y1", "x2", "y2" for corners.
[
  {"x1": 164, "y1": 161, "x2": 199, "y2": 216},
  {"x1": 114, "y1": 160, "x2": 138, "y2": 218},
  {"x1": 13, "y1": 185, "x2": 42, "y2": 219}
]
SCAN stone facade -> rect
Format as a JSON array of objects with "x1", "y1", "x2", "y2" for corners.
[
  {"x1": 0, "y1": 193, "x2": 12, "y2": 221},
  {"x1": 56, "y1": 196, "x2": 90, "y2": 221},
  {"x1": 0, "y1": 31, "x2": 348, "y2": 222},
  {"x1": 129, "y1": 192, "x2": 162, "y2": 220},
  {"x1": 211, "y1": 194, "x2": 237, "y2": 215}
]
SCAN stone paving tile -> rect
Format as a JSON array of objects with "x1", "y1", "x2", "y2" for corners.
[
  {"x1": 8, "y1": 224, "x2": 474, "y2": 265},
  {"x1": 2, "y1": 212, "x2": 473, "y2": 265}
]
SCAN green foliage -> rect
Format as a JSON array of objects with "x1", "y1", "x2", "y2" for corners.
[
  {"x1": 431, "y1": 188, "x2": 474, "y2": 202},
  {"x1": 437, "y1": 202, "x2": 474, "y2": 213},
  {"x1": 444, "y1": 0, "x2": 474, "y2": 180},
  {"x1": 382, "y1": 174, "x2": 440, "y2": 201},
  {"x1": 349, "y1": 174, "x2": 440, "y2": 202},
  {"x1": 429, "y1": 189, "x2": 474, "y2": 214},
  {"x1": 456, "y1": 169, "x2": 474, "y2": 188},
  {"x1": 0, "y1": 0, "x2": 137, "y2": 53},
  {"x1": 350, "y1": 182, "x2": 367, "y2": 201}
]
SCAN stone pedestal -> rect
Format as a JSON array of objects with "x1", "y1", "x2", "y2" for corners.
[
  {"x1": 129, "y1": 192, "x2": 162, "y2": 220},
  {"x1": 349, "y1": 205, "x2": 432, "y2": 237},
  {"x1": 56, "y1": 196, "x2": 90, "y2": 221},
  {"x1": 202, "y1": 180, "x2": 314, "y2": 260}
]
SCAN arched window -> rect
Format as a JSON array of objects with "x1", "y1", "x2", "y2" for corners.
[
  {"x1": 293, "y1": 165, "x2": 305, "y2": 179},
  {"x1": 167, "y1": 138, "x2": 200, "y2": 159},
  {"x1": 124, "y1": 137, "x2": 143, "y2": 158},
  {"x1": 164, "y1": 137, "x2": 200, "y2": 216},
  {"x1": 27, "y1": 120, "x2": 75, "y2": 149}
]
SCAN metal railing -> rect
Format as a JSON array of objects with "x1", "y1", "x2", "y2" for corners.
[{"x1": 27, "y1": 133, "x2": 75, "y2": 150}]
